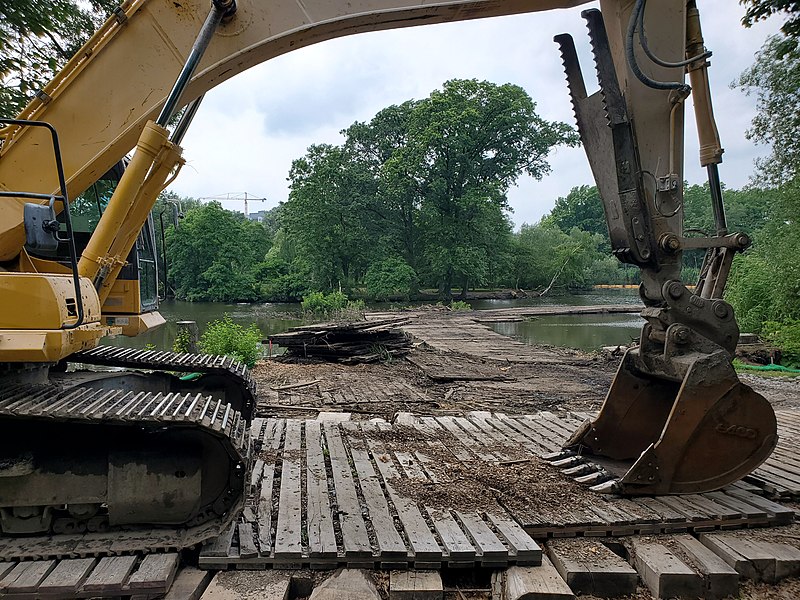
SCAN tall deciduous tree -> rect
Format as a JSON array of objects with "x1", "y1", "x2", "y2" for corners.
[
  {"x1": 394, "y1": 79, "x2": 578, "y2": 297},
  {"x1": 734, "y1": 35, "x2": 800, "y2": 184},
  {"x1": 1, "y1": 0, "x2": 116, "y2": 116}
]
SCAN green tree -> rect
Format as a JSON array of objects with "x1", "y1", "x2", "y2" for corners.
[
  {"x1": 399, "y1": 79, "x2": 577, "y2": 297},
  {"x1": 740, "y1": 0, "x2": 800, "y2": 39},
  {"x1": 542, "y1": 185, "x2": 609, "y2": 250},
  {"x1": 734, "y1": 35, "x2": 800, "y2": 184},
  {"x1": 1, "y1": 0, "x2": 116, "y2": 116},
  {"x1": 284, "y1": 144, "x2": 376, "y2": 291},
  {"x1": 364, "y1": 258, "x2": 417, "y2": 301},
  {"x1": 167, "y1": 202, "x2": 271, "y2": 301}
]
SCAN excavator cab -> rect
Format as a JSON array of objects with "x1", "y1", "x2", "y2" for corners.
[{"x1": 22, "y1": 159, "x2": 166, "y2": 337}]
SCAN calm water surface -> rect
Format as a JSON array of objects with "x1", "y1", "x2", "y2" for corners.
[{"x1": 107, "y1": 289, "x2": 642, "y2": 352}]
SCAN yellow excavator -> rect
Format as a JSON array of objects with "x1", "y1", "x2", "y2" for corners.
[{"x1": 0, "y1": 0, "x2": 777, "y2": 560}]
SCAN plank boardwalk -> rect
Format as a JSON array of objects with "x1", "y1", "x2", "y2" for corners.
[
  {"x1": 0, "y1": 553, "x2": 180, "y2": 599},
  {"x1": 197, "y1": 411, "x2": 797, "y2": 570}
]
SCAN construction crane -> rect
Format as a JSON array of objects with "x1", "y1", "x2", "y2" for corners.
[{"x1": 198, "y1": 191, "x2": 267, "y2": 218}]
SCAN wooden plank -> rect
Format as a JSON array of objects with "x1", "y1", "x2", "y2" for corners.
[
  {"x1": 454, "y1": 416, "x2": 511, "y2": 460},
  {"x1": 37, "y1": 558, "x2": 96, "y2": 595},
  {"x1": 274, "y1": 419, "x2": 303, "y2": 559},
  {"x1": 724, "y1": 489, "x2": 795, "y2": 524},
  {"x1": 347, "y1": 443, "x2": 407, "y2": 559},
  {"x1": 547, "y1": 539, "x2": 638, "y2": 598},
  {"x1": 305, "y1": 420, "x2": 338, "y2": 560},
  {"x1": 83, "y1": 555, "x2": 138, "y2": 592},
  {"x1": 672, "y1": 535, "x2": 739, "y2": 599},
  {"x1": 486, "y1": 512, "x2": 542, "y2": 565},
  {"x1": 436, "y1": 416, "x2": 497, "y2": 461},
  {"x1": 0, "y1": 560, "x2": 56, "y2": 593},
  {"x1": 699, "y1": 534, "x2": 761, "y2": 581},
  {"x1": 365, "y1": 438, "x2": 441, "y2": 563},
  {"x1": 202, "y1": 521, "x2": 235, "y2": 559},
  {"x1": 258, "y1": 419, "x2": 285, "y2": 555},
  {"x1": 632, "y1": 540, "x2": 702, "y2": 599},
  {"x1": 389, "y1": 570, "x2": 443, "y2": 600},
  {"x1": 496, "y1": 415, "x2": 561, "y2": 454},
  {"x1": 425, "y1": 507, "x2": 475, "y2": 564},
  {"x1": 704, "y1": 536, "x2": 777, "y2": 583},
  {"x1": 237, "y1": 522, "x2": 259, "y2": 560},
  {"x1": 324, "y1": 422, "x2": 373, "y2": 559},
  {"x1": 0, "y1": 563, "x2": 15, "y2": 580},
  {"x1": 504, "y1": 558, "x2": 575, "y2": 600},
  {"x1": 163, "y1": 567, "x2": 213, "y2": 600},
  {"x1": 455, "y1": 512, "x2": 508, "y2": 564},
  {"x1": 758, "y1": 542, "x2": 800, "y2": 580},
  {"x1": 127, "y1": 553, "x2": 179, "y2": 590}
]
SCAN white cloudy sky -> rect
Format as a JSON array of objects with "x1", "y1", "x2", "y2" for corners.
[{"x1": 169, "y1": 1, "x2": 781, "y2": 228}]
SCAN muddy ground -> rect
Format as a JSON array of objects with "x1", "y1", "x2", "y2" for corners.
[{"x1": 251, "y1": 345, "x2": 800, "y2": 419}]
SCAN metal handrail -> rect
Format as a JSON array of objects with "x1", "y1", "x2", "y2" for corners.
[{"x1": 0, "y1": 118, "x2": 85, "y2": 329}]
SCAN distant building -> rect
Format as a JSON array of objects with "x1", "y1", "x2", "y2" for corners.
[{"x1": 248, "y1": 210, "x2": 268, "y2": 222}]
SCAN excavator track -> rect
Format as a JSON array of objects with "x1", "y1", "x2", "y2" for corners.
[
  {"x1": 71, "y1": 345, "x2": 257, "y2": 419},
  {"x1": 0, "y1": 382, "x2": 249, "y2": 561}
]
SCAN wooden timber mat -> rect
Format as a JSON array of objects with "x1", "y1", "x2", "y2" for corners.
[
  {"x1": 199, "y1": 410, "x2": 797, "y2": 571},
  {"x1": 0, "y1": 553, "x2": 179, "y2": 599}
]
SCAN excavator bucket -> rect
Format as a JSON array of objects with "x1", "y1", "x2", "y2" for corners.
[{"x1": 565, "y1": 348, "x2": 778, "y2": 495}]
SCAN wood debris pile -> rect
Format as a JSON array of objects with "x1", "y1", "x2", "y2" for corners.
[{"x1": 269, "y1": 317, "x2": 412, "y2": 363}]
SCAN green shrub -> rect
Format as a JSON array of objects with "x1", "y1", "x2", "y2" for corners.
[
  {"x1": 200, "y1": 315, "x2": 262, "y2": 367},
  {"x1": 762, "y1": 319, "x2": 800, "y2": 368},
  {"x1": 301, "y1": 291, "x2": 349, "y2": 313},
  {"x1": 301, "y1": 291, "x2": 364, "y2": 320},
  {"x1": 173, "y1": 328, "x2": 191, "y2": 353},
  {"x1": 450, "y1": 300, "x2": 472, "y2": 311},
  {"x1": 364, "y1": 258, "x2": 417, "y2": 301}
]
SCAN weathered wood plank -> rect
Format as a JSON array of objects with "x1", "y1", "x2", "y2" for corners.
[
  {"x1": 425, "y1": 507, "x2": 475, "y2": 564},
  {"x1": 237, "y1": 522, "x2": 259, "y2": 560},
  {"x1": 274, "y1": 419, "x2": 304, "y2": 559},
  {"x1": 389, "y1": 570, "x2": 443, "y2": 600},
  {"x1": 305, "y1": 419, "x2": 338, "y2": 559},
  {"x1": 347, "y1": 442, "x2": 407, "y2": 559},
  {"x1": 0, "y1": 560, "x2": 57, "y2": 593},
  {"x1": 672, "y1": 535, "x2": 739, "y2": 599},
  {"x1": 455, "y1": 512, "x2": 508, "y2": 564},
  {"x1": 83, "y1": 555, "x2": 138, "y2": 592},
  {"x1": 127, "y1": 553, "x2": 180, "y2": 590},
  {"x1": 163, "y1": 567, "x2": 213, "y2": 600},
  {"x1": 486, "y1": 512, "x2": 542, "y2": 565},
  {"x1": 547, "y1": 539, "x2": 638, "y2": 598},
  {"x1": 505, "y1": 558, "x2": 575, "y2": 600},
  {"x1": 632, "y1": 540, "x2": 702, "y2": 599},
  {"x1": 258, "y1": 419, "x2": 285, "y2": 555},
  {"x1": 202, "y1": 522, "x2": 236, "y2": 558},
  {"x1": 365, "y1": 437, "x2": 442, "y2": 563},
  {"x1": 324, "y1": 422, "x2": 372, "y2": 558}
]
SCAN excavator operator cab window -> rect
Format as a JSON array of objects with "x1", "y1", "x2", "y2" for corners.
[{"x1": 43, "y1": 160, "x2": 160, "y2": 312}]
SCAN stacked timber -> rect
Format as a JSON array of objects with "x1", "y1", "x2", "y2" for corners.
[{"x1": 270, "y1": 317, "x2": 411, "y2": 363}]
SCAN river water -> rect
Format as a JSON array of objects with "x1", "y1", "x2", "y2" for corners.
[{"x1": 106, "y1": 289, "x2": 643, "y2": 352}]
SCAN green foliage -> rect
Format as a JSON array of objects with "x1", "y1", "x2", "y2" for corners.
[
  {"x1": 449, "y1": 300, "x2": 472, "y2": 311},
  {"x1": 542, "y1": 186, "x2": 610, "y2": 251},
  {"x1": 740, "y1": 0, "x2": 800, "y2": 40},
  {"x1": 167, "y1": 202, "x2": 271, "y2": 302},
  {"x1": 301, "y1": 291, "x2": 349, "y2": 313},
  {"x1": 364, "y1": 258, "x2": 417, "y2": 301},
  {"x1": 173, "y1": 328, "x2": 191, "y2": 354},
  {"x1": 1, "y1": 0, "x2": 116, "y2": 117},
  {"x1": 285, "y1": 78, "x2": 577, "y2": 299},
  {"x1": 763, "y1": 320, "x2": 800, "y2": 368},
  {"x1": 734, "y1": 35, "x2": 800, "y2": 184},
  {"x1": 199, "y1": 315, "x2": 262, "y2": 367}
]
